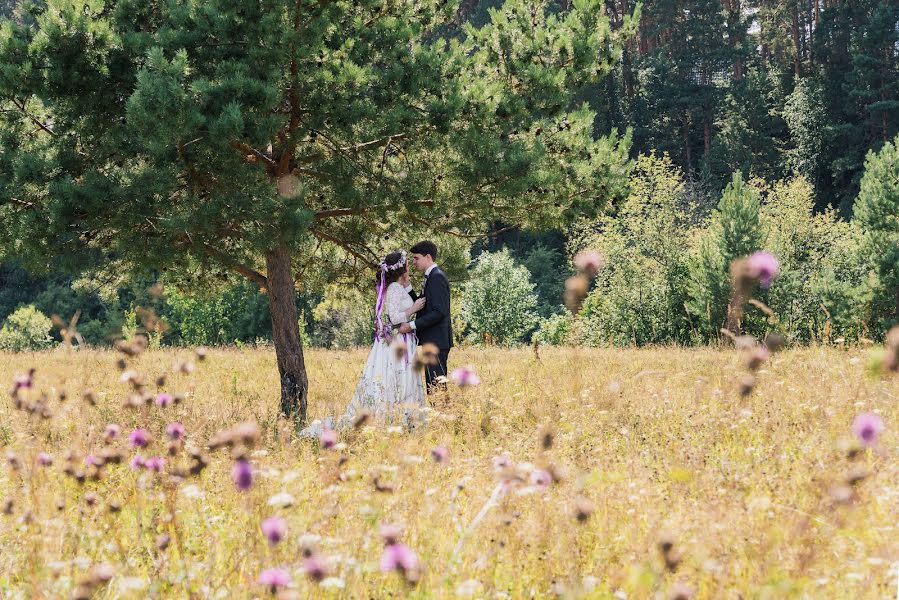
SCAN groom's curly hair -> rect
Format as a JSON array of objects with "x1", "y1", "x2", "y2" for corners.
[{"x1": 378, "y1": 251, "x2": 408, "y2": 286}]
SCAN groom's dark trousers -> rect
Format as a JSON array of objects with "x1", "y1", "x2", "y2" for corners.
[{"x1": 409, "y1": 266, "x2": 452, "y2": 393}]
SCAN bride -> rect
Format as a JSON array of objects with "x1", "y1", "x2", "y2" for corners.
[{"x1": 300, "y1": 251, "x2": 427, "y2": 437}]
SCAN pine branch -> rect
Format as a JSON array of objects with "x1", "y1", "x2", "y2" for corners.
[
  {"x1": 200, "y1": 242, "x2": 268, "y2": 288},
  {"x1": 10, "y1": 98, "x2": 55, "y2": 137}
]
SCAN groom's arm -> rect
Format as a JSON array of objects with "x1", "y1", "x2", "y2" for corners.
[{"x1": 412, "y1": 274, "x2": 449, "y2": 331}]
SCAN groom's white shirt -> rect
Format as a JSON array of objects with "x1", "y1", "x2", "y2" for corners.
[{"x1": 404, "y1": 264, "x2": 438, "y2": 330}]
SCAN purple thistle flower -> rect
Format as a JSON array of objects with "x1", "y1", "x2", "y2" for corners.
[
  {"x1": 747, "y1": 251, "x2": 780, "y2": 288},
  {"x1": 530, "y1": 469, "x2": 553, "y2": 489},
  {"x1": 380, "y1": 542, "x2": 420, "y2": 574},
  {"x1": 155, "y1": 392, "x2": 173, "y2": 407},
  {"x1": 232, "y1": 459, "x2": 253, "y2": 491},
  {"x1": 257, "y1": 567, "x2": 291, "y2": 590},
  {"x1": 303, "y1": 553, "x2": 328, "y2": 582},
  {"x1": 85, "y1": 455, "x2": 99, "y2": 467},
  {"x1": 104, "y1": 424, "x2": 121, "y2": 440},
  {"x1": 573, "y1": 250, "x2": 605, "y2": 276},
  {"x1": 261, "y1": 516, "x2": 287, "y2": 545},
  {"x1": 144, "y1": 456, "x2": 165, "y2": 472},
  {"x1": 430, "y1": 446, "x2": 449, "y2": 464},
  {"x1": 37, "y1": 452, "x2": 53, "y2": 467},
  {"x1": 129, "y1": 428, "x2": 149, "y2": 448},
  {"x1": 130, "y1": 455, "x2": 145, "y2": 470},
  {"x1": 450, "y1": 366, "x2": 481, "y2": 387},
  {"x1": 320, "y1": 428, "x2": 337, "y2": 449},
  {"x1": 852, "y1": 413, "x2": 885, "y2": 447},
  {"x1": 166, "y1": 422, "x2": 185, "y2": 440},
  {"x1": 12, "y1": 372, "x2": 33, "y2": 390}
]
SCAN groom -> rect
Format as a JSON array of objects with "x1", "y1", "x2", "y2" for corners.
[{"x1": 399, "y1": 240, "x2": 452, "y2": 393}]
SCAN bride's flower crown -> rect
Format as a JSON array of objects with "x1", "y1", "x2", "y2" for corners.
[{"x1": 379, "y1": 251, "x2": 407, "y2": 273}]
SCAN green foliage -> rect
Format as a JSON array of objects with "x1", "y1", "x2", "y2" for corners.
[
  {"x1": 461, "y1": 249, "x2": 538, "y2": 346},
  {"x1": 163, "y1": 281, "x2": 272, "y2": 346},
  {"x1": 854, "y1": 135, "x2": 899, "y2": 331},
  {"x1": 310, "y1": 285, "x2": 373, "y2": 349},
  {"x1": 0, "y1": 304, "x2": 53, "y2": 351},
  {"x1": 577, "y1": 153, "x2": 696, "y2": 345},
  {"x1": 533, "y1": 312, "x2": 575, "y2": 346},
  {"x1": 686, "y1": 172, "x2": 765, "y2": 340}
]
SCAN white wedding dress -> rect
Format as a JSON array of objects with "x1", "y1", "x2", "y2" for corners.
[{"x1": 300, "y1": 282, "x2": 426, "y2": 437}]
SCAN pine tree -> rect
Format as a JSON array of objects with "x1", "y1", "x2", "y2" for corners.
[{"x1": 0, "y1": 0, "x2": 632, "y2": 423}]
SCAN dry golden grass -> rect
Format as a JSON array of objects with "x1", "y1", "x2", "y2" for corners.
[{"x1": 0, "y1": 345, "x2": 896, "y2": 598}]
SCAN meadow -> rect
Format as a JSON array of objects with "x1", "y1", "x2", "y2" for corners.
[{"x1": 0, "y1": 345, "x2": 896, "y2": 598}]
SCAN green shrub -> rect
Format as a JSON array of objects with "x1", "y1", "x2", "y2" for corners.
[{"x1": 0, "y1": 305, "x2": 54, "y2": 351}]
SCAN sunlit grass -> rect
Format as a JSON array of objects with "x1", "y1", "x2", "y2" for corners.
[{"x1": 0, "y1": 345, "x2": 896, "y2": 598}]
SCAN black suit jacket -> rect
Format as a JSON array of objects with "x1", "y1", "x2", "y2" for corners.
[{"x1": 409, "y1": 266, "x2": 453, "y2": 349}]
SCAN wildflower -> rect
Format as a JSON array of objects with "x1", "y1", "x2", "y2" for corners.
[
  {"x1": 129, "y1": 428, "x2": 149, "y2": 448},
  {"x1": 232, "y1": 459, "x2": 253, "y2": 491},
  {"x1": 530, "y1": 469, "x2": 552, "y2": 489},
  {"x1": 84, "y1": 455, "x2": 100, "y2": 467},
  {"x1": 564, "y1": 274, "x2": 590, "y2": 313},
  {"x1": 669, "y1": 582, "x2": 694, "y2": 600},
  {"x1": 166, "y1": 422, "x2": 185, "y2": 440},
  {"x1": 12, "y1": 370, "x2": 34, "y2": 391},
  {"x1": 261, "y1": 516, "x2": 287, "y2": 545},
  {"x1": 573, "y1": 496, "x2": 595, "y2": 522},
  {"x1": 267, "y1": 492, "x2": 296, "y2": 508},
  {"x1": 450, "y1": 366, "x2": 481, "y2": 387},
  {"x1": 320, "y1": 429, "x2": 337, "y2": 450},
  {"x1": 380, "y1": 542, "x2": 420, "y2": 582},
  {"x1": 104, "y1": 424, "x2": 121, "y2": 440},
  {"x1": 747, "y1": 251, "x2": 779, "y2": 288},
  {"x1": 303, "y1": 553, "x2": 328, "y2": 582},
  {"x1": 747, "y1": 346, "x2": 769, "y2": 371},
  {"x1": 430, "y1": 446, "x2": 449, "y2": 463},
  {"x1": 573, "y1": 250, "x2": 605, "y2": 276},
  {"x1": 37, "y1": 452, "x2": 53, "y2": 466},
  {"x1": 130, "y1": 455, "x2": 145, "y2": 470},
  {"x1": 155, "y1": 392, "x2": 173, "y2": 407},
  {"x1": 144, "y1": 456, "x2": 165, "y2": 472},
  {"x1": 257, "y1": 567, "x2": 291, "y2": 592},
  {"x1": 851, "y1": 413, "x2": 884, "y2": 447},
  {"x1": 156, "y1": 533, "x2": 171, "y2": 551}
]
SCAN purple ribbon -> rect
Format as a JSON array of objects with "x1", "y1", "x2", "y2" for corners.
[{"x1": 374, "y1": 269, "x2": 387, "y2": 342}]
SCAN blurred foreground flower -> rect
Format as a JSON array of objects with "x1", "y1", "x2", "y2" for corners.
[
  {"x1": 257, "y1": 567, "x2": 291, "y2": 593},
  {"x1": 450, "y1": 366, "x2": 480, "y2": 387},
  {"x1": 232, "y1": 459, "x2": 253, "y2": 491},
  {"x1": 430, "y1": 446, "x2": 449, "y2": 463},
  {"x1": 379, "y1": 524, "x2": 421, "y2": 583},
  {"x1": 320, "y1": 428, "x2": 337, "y2": 449},
  {"x1": 746, "y1": 251, "x2": 779, "y2": 288},
  {"x1": 573, "y1": 250, "x2": 605, "y2": 276},
  {"x1": 262, "y1": 516, "x2": 286, "y2": 545},
  {"x1": 851, "y1": 413, "x2": 884, "y2": 447},
  {"x1": 128, "y1": 428, "x2": 149, "y2": 448}
]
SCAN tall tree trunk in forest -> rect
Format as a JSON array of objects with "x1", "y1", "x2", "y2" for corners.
[
  {"x1": 265, "y1": 244, "x2": 309, "y2": 425},
  {"x1": 704, "y1": 120, "x2": 712, "y2": 158},
  {"x1": 792, "y1": 2, "x2": 802, "y2": 77},
  {"x1": 725, "y1": 0, "x2": 744, "y2": 81},
  {"x1": 683, "y1": 120, "x2": 693, "y2": 172}
]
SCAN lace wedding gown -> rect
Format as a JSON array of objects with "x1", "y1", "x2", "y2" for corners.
[{"x1": 300, "y1": 282, "x2": 426, "y2": 437}]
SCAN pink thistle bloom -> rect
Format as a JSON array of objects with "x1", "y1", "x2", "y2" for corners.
[
  {"x1": 232, "y1": 459, "x2": 253, "y2": 491},
  {"x1": 130, "y1": 455, "x2": 145, "y2": 470},
  {"x1": 37, "y1": 452, "x2": 53, "y2": 466},
  {"x1": 144, "y1": 456, "x2": 165, "y2": 472},
  {"x1": 530, "y1": 469, "x2": 553, "y2": 488},
  {"x1": 450, "y1": 366, "x2": 481, "y2": 387},
  {"x1": 747, "y1": 251, "x2": 780, "y2": 288},
  {"x1": 492, "y1": 452, "x2": 513, "y2": 471},
  {"x1": 12, "y1": 372, "x2": 33, "y2": 390},
  {"x1": 166, "y1": 422, "x2": 185, "y2": 440},
  {"x1": 104, "y1": 424, "x2": 121, "y2": 440},
  {"x1": 852, "y1": 413, "x2": 885, "y2": 447},
  {"x1": 257, "y1": 567, "x2": 291, "y2": 590},
  {"x1": 380, "y1": 542, "x2": 420, "y2": 574},
  {"x1": 261, "y1": 516, "x2": 287, "y2": 545},
  {"x1": 430, "y1": 446, "x2": 449, "y2": 464},
  {"x1": 379, "y1": 523, "x2": 402, "y2": 545},
  {"x1": 320, "y1": 428, "x2": 337, "y2": 449},
  {"x1": 155, "y1": 392, "x2": 174, "y2": 407},
  {"x1": 85, "y1": 455, "x2": 99, "y2": 467},
  {"x1": 573, "y1": 250, "x2": 605, "y2": 276},
  {"x1": 128, "y1": 428, "x2": 149, "y2": 448},
  {"x1": 303, "y1": 553, "x2": 328, "y2": 582}
]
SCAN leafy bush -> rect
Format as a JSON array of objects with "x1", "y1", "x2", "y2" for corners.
[
  {"x1": 854, "y1": 134, "x2": 899, "y2": 333},
  {"x1": 311, "y1": 285, "x2": 374, "y2": 349},
  {"x1": 0, "y1": 305, "x2": 54, "y2": 351},
  {"x1": 576, "y1": 153, "x2": 696, "y2": 345},
  {"x1": 461, "y1": 249, "x2": 538, "y2": 346},
  {"x1": 533, "y1": 312, "x2": 575, "y2": 346}
]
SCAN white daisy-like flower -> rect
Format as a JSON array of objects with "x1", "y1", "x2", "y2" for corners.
[{"x1": 267, "y1": 492, "x2": 296, "y2": 508}]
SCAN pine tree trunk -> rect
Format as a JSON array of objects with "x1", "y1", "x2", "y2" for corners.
[{"x1": 265, "y1": 244, "x2": 308, "y2": 425}]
